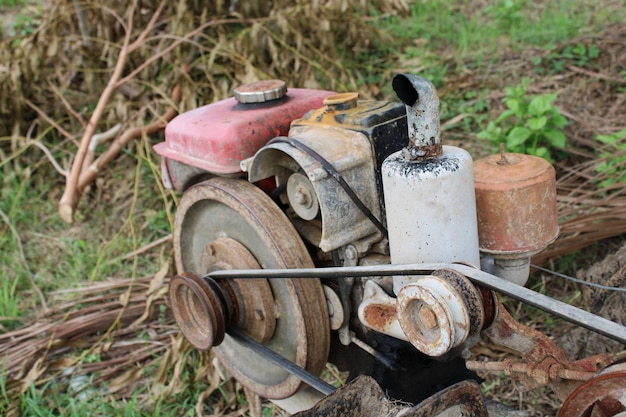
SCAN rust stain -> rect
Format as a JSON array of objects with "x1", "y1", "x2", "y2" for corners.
[{"x1": 362, "y1": 304, "x2": 398, "y2": 330}]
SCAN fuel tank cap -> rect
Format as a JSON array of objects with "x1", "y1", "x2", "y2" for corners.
[{"x1": 234, "y1": 79, "x2": 287, "y2": 104}]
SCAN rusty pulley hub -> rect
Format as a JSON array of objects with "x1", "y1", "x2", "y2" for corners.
[
  {"x1": 170, "y1": 237, "x2": 277, "y2": 351},
  {"x1": 169, "y1": 272, "x2": 234, "y2": 350}
]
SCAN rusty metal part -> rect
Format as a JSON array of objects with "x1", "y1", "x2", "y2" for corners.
[
  {"x1": 392, "y1": 74, "x2": 442, "y2": 160},
  {"x1": 172, "y1": 177, "x2": 329, "y2": 399},
  {"x1": 234, "y1": 79, "x2": 287, "y2": 104},
  {"x1": 291, "y1": 375, "x2": 402, "y2": 417},
  {"x1": 474, "y1": 297, "x2": 616, "y2": 399},
  {"x1": 473, "y1": 152, "x2": 559, "y2": 255},
  {"x1": 432, "y1": 268, "x2": 485, "y2": 336},
  {"x1": 403, "y1": 379, "x2": 488, "y2": 417},
  {"x1": 196, "y1": 237, "x2": 276, "y2": 344},
  {"x1": 358, "y1": 270, "x2": 485, "y2": 358},
  {"x1": 292, "y1": 375, "x2": 488, "y2": 417},
  {"x1": 559, "y1": 371, "x2": 626, "y2": 417},
  {"x1": 474, "y1": 152, "x2": 558, "y2": 285},
  {"x1": 358, "y1": 280, "x2": 407, "y2": 341},
  {"x1": 466, "y1": 360, "x2": 600, "y2": 382},
  {"x1": 484, "y1": 298, "x2": 570, "y2": 367},
  {"x1": 169, "y1": 272, "x2": 233, "y2": 350},
  {"x1": 396, "y1": 276, "x2": 470, "y2": 357}
]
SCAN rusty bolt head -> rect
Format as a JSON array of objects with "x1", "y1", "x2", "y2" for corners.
[
  {"x1": 419, "y1": 306, "x2": 438, "y2": 330},
  {"x1": 293, "y1": 185, "x2": 311, "y2": 207}
]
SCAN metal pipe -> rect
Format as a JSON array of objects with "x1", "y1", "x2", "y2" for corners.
[
  {"x1": 391, "y1": 74, "x2": 441, "y2": 159},
  {"x1": 207, "y1": 263, "x2": 626, "y2": 345}
]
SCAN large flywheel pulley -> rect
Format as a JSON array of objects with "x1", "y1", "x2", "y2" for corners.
[{"x1": 170, "y1": 177, "x2": 330, "y2": 399}]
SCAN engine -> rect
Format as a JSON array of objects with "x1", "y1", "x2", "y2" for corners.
[{"x1": 154, "y1": 76, "x2": 626, "y2": 416}]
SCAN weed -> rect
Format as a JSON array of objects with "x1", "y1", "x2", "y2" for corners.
[
  {"x1": 0, "y1": 273, "x2": 21, "y2": 324},
  {"x1": 594, "y1": 129, "x2": 626, "y2": 189},
  {"x1": 535, "y1": 42, "x2": 601, "y2": 74},
  {"x1": 484, "y1": 0, "x2": 524, "y2": 31},
  {"x1": 476, "y1": 84, "x2": 568, "y2": 161}
]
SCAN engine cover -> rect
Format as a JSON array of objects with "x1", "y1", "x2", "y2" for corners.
[{"x1": 155, "y1": 87, "x2": 335, "y2": 190}]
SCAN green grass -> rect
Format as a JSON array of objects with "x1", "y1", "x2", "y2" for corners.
[
  {"x1": 382, "y1": 0, "x2": 617, "y2": 64},
  {"x1": 0, "y1": 137, "x2": 174, "y2": 329},
  {"x1": 3, "y1": 378, "x2": 204, "y2": 417}
]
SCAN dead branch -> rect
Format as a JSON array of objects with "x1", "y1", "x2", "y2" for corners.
[
  {"x1": 76, "y1": 83, "x2": 181, "y2": 193},
  {"x1": 80, "y1": 123, "x2": 123, "y2": 175},
  {"x1": 58, "y1": 1, "x2": 165, "y2": 224},
  {"x1": 26, "y1": 140, "x2": 68, "y2": 177},
  {"x1": 25, "y1": 100, "x2": 77, "y2": 146}
]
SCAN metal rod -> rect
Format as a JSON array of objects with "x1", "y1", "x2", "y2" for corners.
[
  {"x1": 209, "y1": 263, "x2": 626, "y2": 345},
  {"x1": 227, "y1": 327, "x2": 336, "y2": 396}
]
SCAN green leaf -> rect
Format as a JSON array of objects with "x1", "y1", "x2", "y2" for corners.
[
  {"x1": 504, "y1": 98, "x2": 521, "y2": 113},
  {"x1": 495, "y1": 109, "x2": 516, "y2": 124},
  {"x1": 599, "y1": 178, "x2": 616, "y2": 188},
  {"x1": 527, "y1": 116, "x2": 547, "y2": 131},
  {"x1": 528, "y1": 93, "x2": 557, "y2": 115},
  {"x1": 572, "y1": 43, "x2": 586, "y2": 56},
  {"x1": 588, "y1": 44, "x2": 600, "y2": 59},
  {"x1": 550, "y1": 114, "x2": 568, "y2": 128},
  {"x1": 504, "y1": 86, "x2": 524, "y2": 97},
  {"x1": 597, "y1": 134, "x2": 618, "y2": 145},
  {"x1": 533, "y1": 147, "x2": 551, "y2": 161},
  {"x1": 477, "y1": 131, "x2": 494, "y2": 141},
  {"x1": 597, "y1": 130, "x2": 626, "y2": 145},
  {"x1": 506, "y1": 126, "x2": 532, "y2": 148},
  {"x1": 595, "y1": 161, "x2": 610, "y2": 173},
  {"x1": 544, "y1": 129, "x2": 566, "y2": 148}
]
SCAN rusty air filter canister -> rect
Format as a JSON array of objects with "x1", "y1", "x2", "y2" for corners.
[{"x1": 473, "y1": 152, "x2": 558, "y2": 256}]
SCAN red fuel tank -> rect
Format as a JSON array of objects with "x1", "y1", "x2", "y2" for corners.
[{"x1": 154, "y1": 81, "x2": 335, "y2": 175}]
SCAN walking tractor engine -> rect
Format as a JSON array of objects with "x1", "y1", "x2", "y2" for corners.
[{"x1": 154, "y1": 76, "x2": 626, "y2": 416}]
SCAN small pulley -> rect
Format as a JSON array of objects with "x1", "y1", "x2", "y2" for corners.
[{"x1": 396, "y1": 268, "x2": 486, "y2": 357}]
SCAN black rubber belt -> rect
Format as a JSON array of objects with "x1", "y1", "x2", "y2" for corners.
[
  {"x1": 268, "y1": 137, "x2": 388, "y2": 238},
  {"x1": 227, "y1": 327, "x2": 336, "y2": 396},
  {"x1": 210, "y1": 263, "x2": 626, "y2": 345}
]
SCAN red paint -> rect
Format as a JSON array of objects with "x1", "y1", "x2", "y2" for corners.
[{"x1": 154, "y1": 88, "x2": 335, "y2": 174}]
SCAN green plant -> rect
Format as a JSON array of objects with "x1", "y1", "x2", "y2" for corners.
[
  {"x1": 537, "y1": 42, "x2": 601, "y2": 74},
  {"x1": 594, "y1": 129, "x2": 626, "y2": 189},
  {"x1": 477, "y1": 85, "x2": 568, "y2": 161},
  {"x1": 484, "y1": 0, "x2": 524, "y2": 30}
]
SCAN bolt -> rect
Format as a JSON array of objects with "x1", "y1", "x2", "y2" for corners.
[
  {"x1": 419, "y1": 306, "x2": 438, "y2": 330},
  {"x1": 293, "y1": 186, "x2": 311, "y2": 208},
  {"x1": 254, "y1": 309, "x2": 264, "y2": 321}
]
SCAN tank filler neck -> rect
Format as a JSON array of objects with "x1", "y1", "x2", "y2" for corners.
[{"x1": 392, "y1": 74, "x2": 442, "y2": 160}]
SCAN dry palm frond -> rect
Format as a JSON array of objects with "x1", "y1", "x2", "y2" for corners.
[{"x1": 0, "y1": 271, "x2": 197, "y2": 414}]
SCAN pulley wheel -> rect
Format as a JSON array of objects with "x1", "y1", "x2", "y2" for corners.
[
  {"x1": 559, "y1": 371, "x2": 626, "y2": 417},
  {"x1": 172, "y1": 177, "x2": 330, "y2": 399}
]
